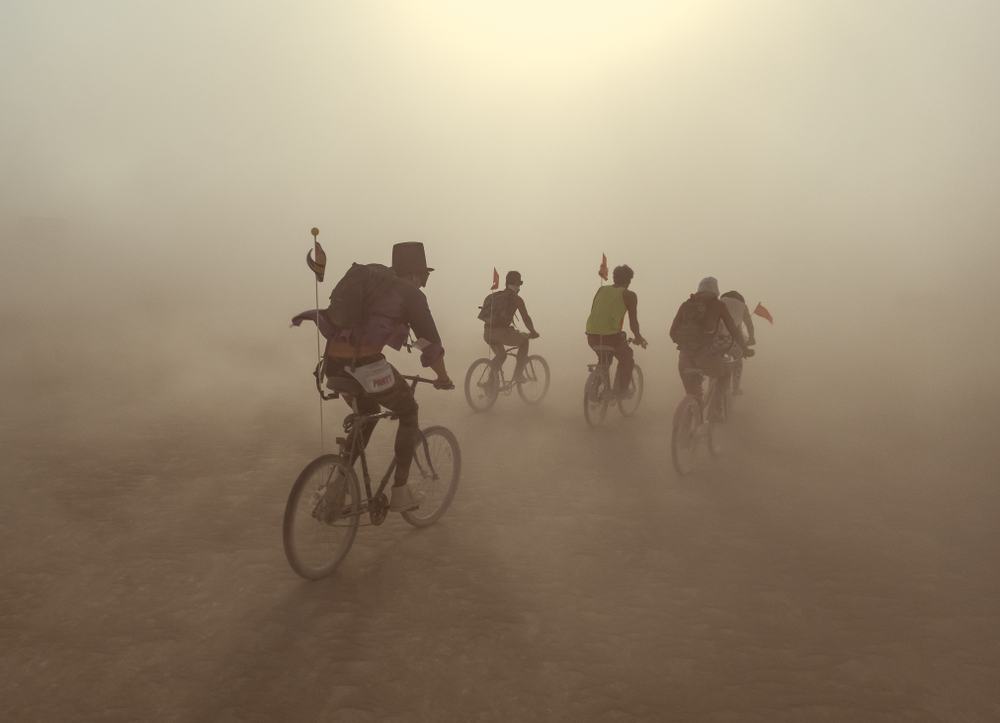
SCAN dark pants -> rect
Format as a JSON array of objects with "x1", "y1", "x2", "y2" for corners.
[
  {"x1": 324, "y1": 356, "x2": 419, "y2": 486},
  {"x1": 678, "y1": 348, "x2": 730, "y2": 419},
  {"x1": 484, "y1": 327, "x2": 529, "y2": 379},
  {"x1": 587, "y1": 332, "x2": 634, "y2": 392}
]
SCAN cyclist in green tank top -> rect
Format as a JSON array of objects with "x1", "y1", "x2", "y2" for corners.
[{"x1": 585, "y1": 265, "x2": 647, "y2": 397}]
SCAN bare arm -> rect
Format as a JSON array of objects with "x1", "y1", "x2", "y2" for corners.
[
  {"x1": 515, "y1": 296, "x2": 537, "y2": 336},
  {"x1": 623, "y1": 290, "x2": 646, "y2": 346}
]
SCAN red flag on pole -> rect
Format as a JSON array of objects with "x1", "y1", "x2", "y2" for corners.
[
  {"x1": 491, "y1": 267, "x2": 499, "y2": 290},
  {"x1": 753, "y1": 302, "x2": 773, "y2": 324},
  {"x1": 306, "y1": 228, "x2": 326, "y2": 282},
  {"x1": 599, "y1": 253, "x2": 608, "y2": 281}
]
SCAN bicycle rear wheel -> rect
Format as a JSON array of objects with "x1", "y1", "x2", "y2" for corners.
[
  {"x1": 283, "y1": 455, "x2": 361, "y2": 580},
  {"x1": 402, "y1": 426, "x2": 462, "y2": 527},
  {"x1": 516, "y1": 355, "x2": 550, "y2": 404},
  {"x1": 583, "y1": 370, "x2": 610, "y2": 427},
  {"x1": 671, "y1": 396, "x2": 701, "y2": 475},
  {"x1": 617, "y1": 364, "x2": 644, "y2": 417},
  {"x1": 464, "y1": 358, "x2": 499, "y2": 411}
]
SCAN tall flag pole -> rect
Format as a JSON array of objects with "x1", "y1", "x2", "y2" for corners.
[
  {"x1": 752, "y1": 302, "x2": 774, "y2": 324},
  {"x1": 307, "y1": 227, "x2": 326, "y2": 361},
  {"x1": 307, "y1": 227, "x2": 326, "y2": 452},
  {"x1": 485, "y1": 267, "x2": 500, "y2": 357},
  {"x1": 599, "y1": 253, "x2": 608, "y2": 284}
]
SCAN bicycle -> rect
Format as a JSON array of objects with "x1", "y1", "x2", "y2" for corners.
[
  {"x1": 583, "y1": 338, "x2": 644, "y2": 427},
  {"x1": 464, "y1": 335, "x2": 550, "y2": 412},
  {"x1": 671, "y1": 348, "x2": 751, "y2": 474},
  {"x1": 283, "y1": 374, "x2": 462, "y2": 580}
]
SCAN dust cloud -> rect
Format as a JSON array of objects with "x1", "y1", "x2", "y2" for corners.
[{"x1": 2, "y1": 1, "x2": 999, "y2": 721}]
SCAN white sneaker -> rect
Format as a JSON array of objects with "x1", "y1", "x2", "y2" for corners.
[{"x1": 389, "y1": 484, "x2": 424, "y2": 512}]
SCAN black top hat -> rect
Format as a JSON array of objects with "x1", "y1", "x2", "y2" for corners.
[
  {"x1": 392, "y1": 242, "x2": 434, "y2": 275},
  {"x1": 505, "y1": 270, "x2": 522, "y2": 286}
]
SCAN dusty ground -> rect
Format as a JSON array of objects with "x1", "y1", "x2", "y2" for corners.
[{"x1": 2, "y1": 347, "x2": 998, "y2": 723}]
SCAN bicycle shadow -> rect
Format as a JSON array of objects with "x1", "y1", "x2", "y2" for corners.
[{"x1": 176, "y1": 519, "x2": 567, "y2": 722}]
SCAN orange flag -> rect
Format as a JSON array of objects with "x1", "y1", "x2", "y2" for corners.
[
  {"x1": 753, "y1": 302, "x2": 773, "y2": 324},
  {"x1": 491, "y1": 267, "x2": 499, "y2": 290},
  {"x1": 599, "y1": 253, "x2": 608, "y2": 281}
]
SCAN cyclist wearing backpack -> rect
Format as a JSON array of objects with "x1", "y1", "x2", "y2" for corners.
[
  {"x1": 669, "y1": 277, "x2": 754, "y2": 420},
  {"x1": 719, "y1": 290, "x2": 755, "y2": 395},
  {"x1": 585, "y1": 264, "x2": 647, "y2": 398},
  {"x1": 480, "y1": 270, "x2": 539, "y2": 383},
  {"x1": 321, "y1": 242, "x2": 453, "y2": 513}
]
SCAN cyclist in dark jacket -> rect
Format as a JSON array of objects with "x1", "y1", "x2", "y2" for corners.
[
  {"x1": 669, "y1": 277, "x2": 753, "y2": 420},
  {"x1": 295, "y1": 242, "x2": 452, "y2": 513}
]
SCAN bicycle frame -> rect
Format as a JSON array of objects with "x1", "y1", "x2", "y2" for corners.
[
  {"x1": 485, "y1": 344, "x2": 523, "y2": 394},
  {"x1": 675, "y1": 367, "x2": 728, "y2": 427},
  {"x1": 327, "y1": 375, "x2": 440, "y2": 525}
]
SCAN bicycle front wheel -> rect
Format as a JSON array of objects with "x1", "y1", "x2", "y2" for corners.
[
  {"x1": 402, "y1": 426, "x2": 462, "y2": 528},
  {"x1": 583, "y1": 370, "x2": 610, "y2": 427},
  {"x1": 464, "y1": 358, "x2": 499, "y2": 412},
  {"x1": 671, "y1": 396, "x2": 701, "y2": 476},
  {"x1": 617, "y1": 364, "x2": 644, "y2": 417},
  {"x1": 516, "y1": 355, "x2": 550, "y2": 405},
  {"x1": 283, "y1": 455, "x2": 361, "y2": 580}
]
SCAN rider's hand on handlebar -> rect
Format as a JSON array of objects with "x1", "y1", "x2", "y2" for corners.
[
  {"x1": 528, "y1": 331, "x2": 540, "y2": 339},
  {"x1": 433, "y1": 376, "x2": 455, "y2": 390},
  {"x1": 632, "y1": 336, "x2": 648, "y2": 349},
  {"x1": 743, "y1": 348, "x2": 755, "y2": 358},
  {"x1": 747, "y1": 338, "x2": 756, "y2": 346}
]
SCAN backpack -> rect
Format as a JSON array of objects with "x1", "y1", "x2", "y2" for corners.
[
  {"x1": 324, "y1": 263, "x2": 396, "y2": 330},
  {"x1": 672, "y1": 295, "x2": 711, "y2": 351},
  {"x1": 477, "y1": 290, "x2": 514, "y2": 327}
]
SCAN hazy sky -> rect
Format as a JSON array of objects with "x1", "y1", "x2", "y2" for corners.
[{"x1": 3, "y1": 0, "x2": 999, "y2": 353}]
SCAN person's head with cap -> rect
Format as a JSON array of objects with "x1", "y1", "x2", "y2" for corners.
[
  {"x1": 505, "y1": 270, "x2": 522, "y2": 292},
  {"x1": 721, "y1": 290, "x2": 744, "y2": 303},
  {"x1": 697, "y1": 277, "x2": 719, "y2": 297},
  {"x1": 392, "y1": 242, "x2": 434, "y2": 288}
]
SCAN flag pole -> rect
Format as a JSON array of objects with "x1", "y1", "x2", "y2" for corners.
[
  {"x1": 311, "y1": 227, "x2": 324, "y2": 454},
  {"x1": 485, "y1": 267, "x2": 499, "y2": 360}
]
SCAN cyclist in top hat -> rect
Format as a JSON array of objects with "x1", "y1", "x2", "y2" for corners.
[
  {"x1": 322, "y1": 241, "x2": 453, "y2": 513},
  {"x1": 482, "y1": 270, "x2": 539, "y2": 383}
]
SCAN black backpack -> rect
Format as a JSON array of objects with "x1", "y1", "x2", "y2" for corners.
[
  {"x1": 477, "y1": 290, "x2": 513, "y2": 327},
  {"x1": 672, "y1": 295, "x2": 711, "y2": 351},
  {"x1": 324, "y1": 263, "x2": 396, "y2": 330}
]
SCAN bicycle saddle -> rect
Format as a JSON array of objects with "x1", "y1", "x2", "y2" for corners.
[{"x1": 326, "y1": 375, "x2": 365, "y2": 395}]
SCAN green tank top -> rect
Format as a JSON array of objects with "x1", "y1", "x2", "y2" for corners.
[{"x1": 586, "y1": 286, "x2": 627, "y2": 335}]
